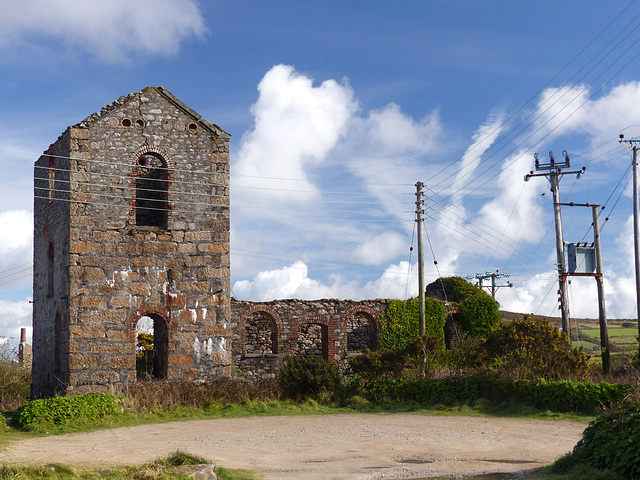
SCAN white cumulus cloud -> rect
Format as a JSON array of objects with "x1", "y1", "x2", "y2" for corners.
[
  {"x1": 233, "y1": 261, "x2": 333, "y2": 301},
  {"x1": 0, "y1": 0, "x2": 206, "y2": 61},
  {"x1": 351, "y1": 231, "x2": 407, "y2": 265},
  {"x1": 234, "y1": 64, "x2": 358, "y2": 203}
]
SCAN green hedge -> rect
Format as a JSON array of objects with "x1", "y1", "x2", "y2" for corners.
[
  {"x1": 573, "y1": 408, "x2": 640, "y2": 477},
  {"x1": 366, "y1": 377, "x2": 631, "y2": 413},
  {"x1": 12, "y1": 393, "x2": 120, "y2": 431}
]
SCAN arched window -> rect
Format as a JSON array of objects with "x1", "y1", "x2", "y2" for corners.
[
  {"x1": 54, "y1": 312, "x2": 62, "y2": 375},
  {"x1": 135, "y1": 153, "x2": 168, "y2": 228},
  {"x1": 295, "y1": 323, "x2": 328, "y2": 360},
  {"x1": 47, "y1": 242, "x2": 54, "y2": 297},
  {"x1": 347, "y1": 311, "x2": 375, "y2": 351},
  {"x1": 244, "y1": 311, "x2": 278, "y2": 355}
]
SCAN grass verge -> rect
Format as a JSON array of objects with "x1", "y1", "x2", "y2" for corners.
[
  {"x1": 0, "y1": 450, "x2": 259, "y2": 479},
  {"x1": 3, "y1": 396, "x2": 592, "y2": 438}
]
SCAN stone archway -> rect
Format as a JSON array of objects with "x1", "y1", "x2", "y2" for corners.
[
  {"x1": 346, "y1": 311, "x2": 376, "y2": 351},
  {"x1": 244, "y1": 310, "x2": 278, "y2": 355},
  {"x1": 344, "y1": 306, "x2": 379, "y2": 352},
  {"x1": 134, "y1": 314, "x2": 169, "y2": 380},
  {"x1": 290, "y1": 317, "x2": 335, "y2": 361}
]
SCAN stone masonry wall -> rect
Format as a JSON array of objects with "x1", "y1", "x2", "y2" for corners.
[
  {"x1": 32, "y1": 87, "x2": 232, "y2": 397},
  {"x1": 230, "y1": 298, "x2": 387, "y2": 377}
]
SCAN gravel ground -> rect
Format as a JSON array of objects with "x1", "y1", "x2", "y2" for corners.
[{"x1": 0, "y1": 414, "x2": 587, "y2": 479}]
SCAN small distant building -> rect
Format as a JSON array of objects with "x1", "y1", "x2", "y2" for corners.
[{"x1": 32, "y1": 87, "x2": 231, "y2": 397}]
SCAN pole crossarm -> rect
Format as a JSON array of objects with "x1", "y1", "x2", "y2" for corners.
[
  {"x1": 559, "y1": 202, "x2": 600, "y2": 208},
  {"x1": 467, "y1": 271, "x2": 513, "y2": 299},
  {"x1": 563, "y1": 272, "x2": 603, "y2": 278}
]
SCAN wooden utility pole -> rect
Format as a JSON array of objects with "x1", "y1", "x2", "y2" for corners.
[
  {"x1": 416, "y1": 182, "x2": 425, "y2": 337},
  {"x1": 563, "y1": 202, "x2": 610, "y2": 374},
  {"x1": 619, "y1": 136, "x2": 640, "y2": 352},
  {"x1": 525, "y1": 151, "x2": 585, "y2": 339},
  {"x1": 592, "y1": 204, "x2": 610, "y2": 374}
]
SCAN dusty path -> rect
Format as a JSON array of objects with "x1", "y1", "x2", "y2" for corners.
[{"x1": 0, "y1": 414, "x2": 586, "y2": 479}]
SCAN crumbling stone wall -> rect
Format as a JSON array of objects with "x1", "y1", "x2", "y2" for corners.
[
  {"x1": 230, "y1": 298, "x2": 386, "y2": 377},
  {"x1": 32, "y1": 87, "x2": 231, "y2": 397}
]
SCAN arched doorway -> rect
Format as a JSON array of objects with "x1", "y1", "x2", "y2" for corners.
[
  {"x1": 294, "y1": 322, "x2": 328, "y2": 360},
  {"x1": 135, "y1": 314, "x2": 169, "y2": 379},
  {"x1": 244, "y1": 310, "x2": 278, "y2": 355},
  {"x1": 347, "y1": 311, "x2": 376, "y2": 352}
]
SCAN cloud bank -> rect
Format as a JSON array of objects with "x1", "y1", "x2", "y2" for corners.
[
  {"x1": 0, "y1": 0, "x2": 206, "y2": 61},
  {"x1": 231, "y1": 66, "x2": 640, "y2": 322}
]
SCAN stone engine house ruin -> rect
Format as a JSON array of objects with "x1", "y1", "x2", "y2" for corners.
[
  {"x1": 32, "y1": 87, "x2": 396, "y2": 397},
  {"x1": 32, "y1": 87, "x2": 231, "y2": 397}
]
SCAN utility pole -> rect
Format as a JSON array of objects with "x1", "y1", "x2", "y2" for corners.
[
  {"x1": 416, "y1": 181, "x2": 425, "y2": 337},
  {"x1": 563, "y1": 202, "x2": 610, "y2": 374},
  {"x1": 592, "y1": 204, "x2": 610, "y2": 374},
  {"x1": 468, "y1": 271, "x2": 513, "y2": 299},
  {"x1": 619, "y1": 135, "x2": 640, "y2": 350},
  {"x1": 525, "y1": 151, "x2": 585, "y2": 339}
]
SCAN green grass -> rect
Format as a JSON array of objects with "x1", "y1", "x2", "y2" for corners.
[
  {"x1": 572, "y1": 321, "x2": 639, "y2": 369},
  {"x1": 0, "y1": 451, "x2": 260, "y2": 479},
  {"x1": 4, "y1": 396, "x2": 594, "y2": 437}
]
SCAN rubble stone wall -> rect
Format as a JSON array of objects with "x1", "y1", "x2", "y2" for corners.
[{"x1": 230, "y1": 298, "x2": 387, "y2": 377}]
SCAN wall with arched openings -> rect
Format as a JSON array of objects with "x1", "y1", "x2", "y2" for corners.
[{"x1": 230, "y1": 298, "x2": 386, "y2": 377}]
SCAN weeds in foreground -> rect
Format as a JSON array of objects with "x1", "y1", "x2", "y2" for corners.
[
  {"x1": 115, "y1": 377, "x2": 280, "y2": 412},
  {"x1": 0, "y1": 450, "x2": 258, "y2": 479},
  {"x1": 0, "y1": 342, "x2": 30, "y2": 412}
]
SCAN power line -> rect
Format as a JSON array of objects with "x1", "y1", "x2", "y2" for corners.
[
  {"x1": 426, "y1": 3, "x2": 640, "y2": 217},
  {"x1": 426, "y1": 0, "x2": 639, "y2": 188}
]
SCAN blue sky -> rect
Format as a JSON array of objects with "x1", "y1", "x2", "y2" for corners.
[{"x1": 2, "y1": 0, "x2": 640, "y2": 342}]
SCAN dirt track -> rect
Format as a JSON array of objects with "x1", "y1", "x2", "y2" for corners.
[{"x1": 0, "y1": 414, "x2": 586, "y2": 479}]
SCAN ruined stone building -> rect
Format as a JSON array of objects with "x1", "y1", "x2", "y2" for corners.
[
  {"x1": 230, "y1": 298, "x2": 385, "y2": 377},
  {"x1": 32, "y1": 87, "x2": 231, "y2": 397}
]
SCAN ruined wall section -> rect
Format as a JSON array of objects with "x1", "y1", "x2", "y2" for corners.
[
  {"x1": 32, "y1": 131, "x2": 72, "y2": 397},
  {"x1": 61, "y1": 88, "x2": 230, "y2": 393},
  {"x1": 230, "y1": 298, "x2": 387, "y2": 377}
]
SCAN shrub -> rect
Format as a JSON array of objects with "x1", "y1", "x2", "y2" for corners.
[
  {"x1": 441, "y1": 331, "x2": 480, "y2": 376},
  {"x1": 458, "y1": 293, "x2": 501, "y2": 338},
  {"x1": 348, "y1": 340, "x2": 421, "y2": 380},
  {"x1": 136, "y1": 332, "x2": 154, "y2": 380},
  {"x1": 366, "y1": 377, "x2": 482, "y2": 404},
  {"x1": 278, "y1": 355, "x2": 339, "y2": 401},
  {"x1": 425, "y1": 276, "x2": 500, "y2": 339},
  {"x1": 379, "y1": 298, "x2": 446, "y2": 349},
  {"x1": 425, "y1": 276, "x2": 481, "y2": 303},
  {"x1": 364, "y1": 377, "x2": 630, "y2": 413},
  {"x1": 573, "y1": 408, "x2": 640, "y2": 477},
  {"x1": 11, "y1": 393, "x2": 121, "y2": 431},
  {"x1": 508, "y1": 379, "x2": 629, "y2": 412},
  {"x1": 479, "y1": 317, "x2": 590, "y2": 381},
  {"x1": 117, "y1": 377, "x2": 280, "y2": 411},
  {"x1": 0, "y1": 341, "x2": 31, "y2": 411}
]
